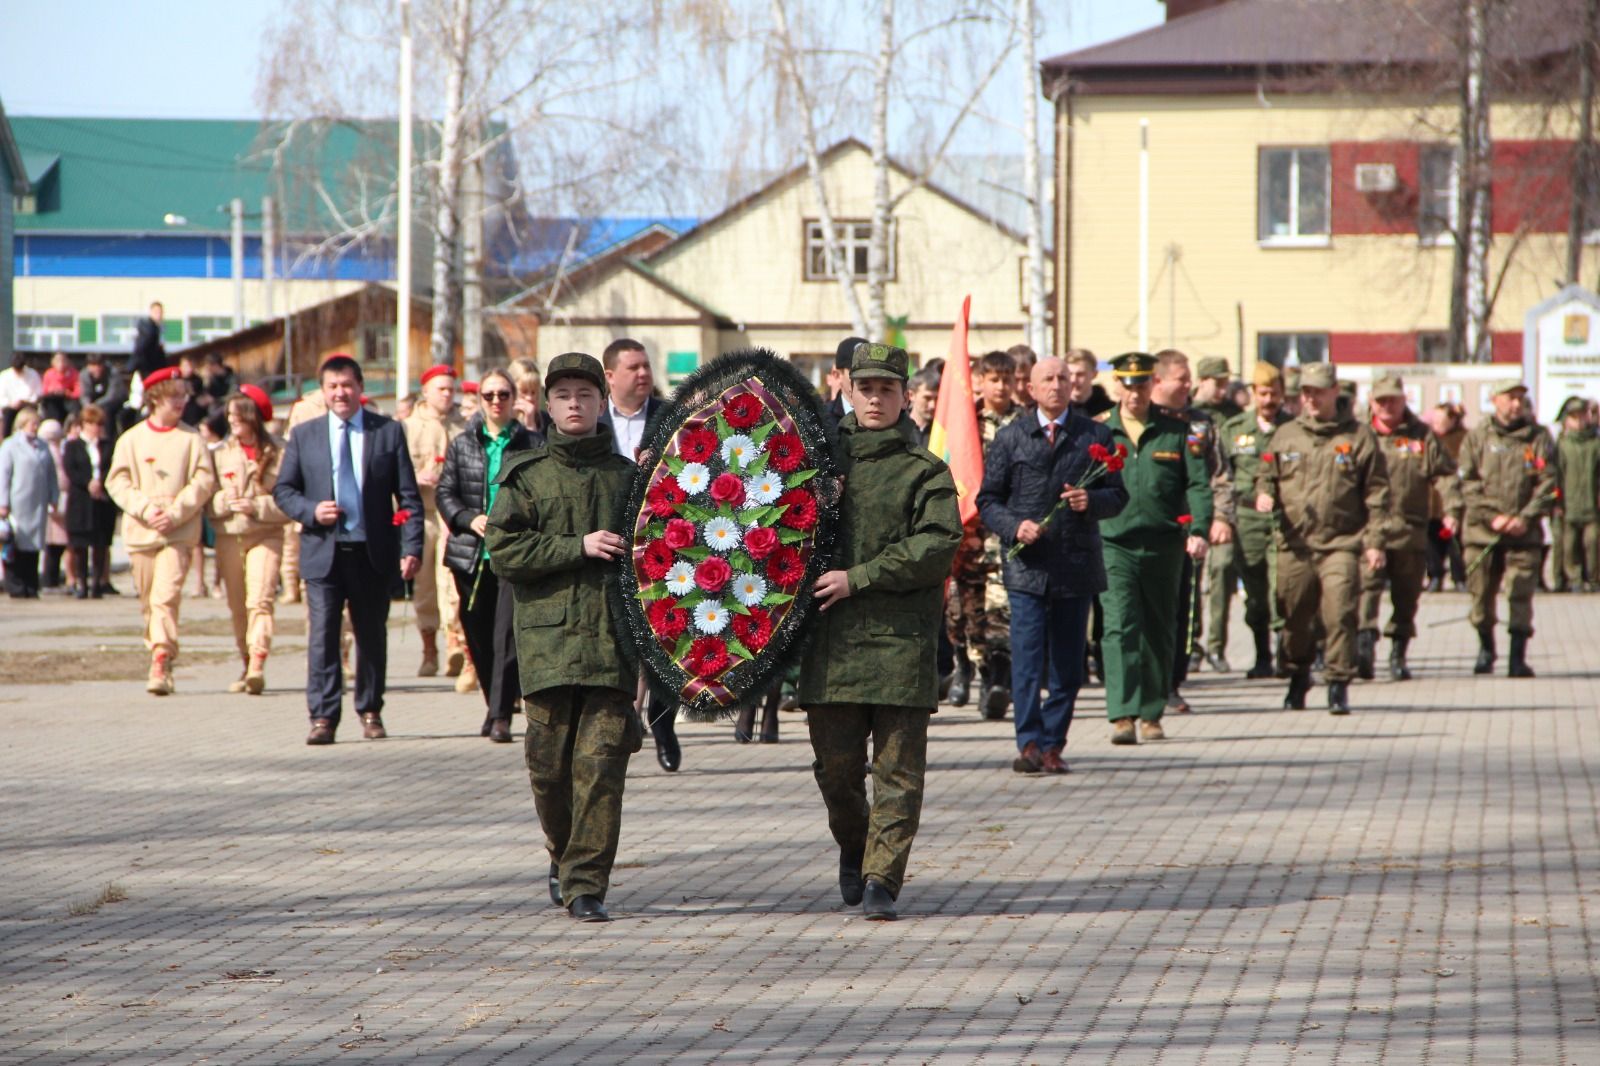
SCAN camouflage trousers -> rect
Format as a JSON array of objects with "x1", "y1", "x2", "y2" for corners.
[
  {"x1": 945, "y1": 544, "x2": 1010, "y2": 668},
  {"x1": 1560, "y1": 518, "x2": 1600, "y2": 587},
  {"x1": 1466, "y1": 543, "x2": 1539, "y2": 637},
  {"x1": 1358, "y1": 548, "x2": 1427, "y2": 641},
  {"x1": 524, "y1": 684, "x2": 643, "y2": 905},
  {"x1": 1203, "y1": 537, "x2": 1238, "y2": 656},
  {"x1": 807, "y1": 704, "x2": 930, "y2": 897}
]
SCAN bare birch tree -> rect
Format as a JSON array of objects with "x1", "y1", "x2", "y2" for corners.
[{"x1": 1016, "y1": 0, "x2": 1048, "y2": 354}]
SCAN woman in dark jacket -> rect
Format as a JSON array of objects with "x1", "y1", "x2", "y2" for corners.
[
  {"x1": 436, "y1": 367, "x2": 542, "y2": 741},
  {"x1": 63, "y1": 405, "x2": 120, "y2": 598}
]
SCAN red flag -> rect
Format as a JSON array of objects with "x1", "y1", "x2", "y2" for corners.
[{"x1": 928, "y1": 295, "x2": 983, "y2": 526}]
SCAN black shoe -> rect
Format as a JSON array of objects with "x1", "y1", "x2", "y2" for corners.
[
  {"x1": 1356, "y1": 629, "x2": 1377, "y2": 681},
  {"x1": 89, "y1": 583, "x2": 103, "y2": 599},
  {"x1": 488, "y1": 719, "x2": 512, "y2": 743},
  {"x1": 1389, "y1": 638, "x2": 1412, "y2": 681},
  {"x1": 1246, "y1": 629, "x2": 1274, "y2": 679},
  {"x1": 733, "y1": 703, "x2": 756, "y2": 743},
  {"x1": 948, "y1": 655, "x2": 971, "y2": 707},
  {"x1": 862, "y1": 879, "x2": 897, "y2": 921},
  {"x1": 548, "y1": 863, "x2": 562, "y2": 907},
  {"x1": 649, "y1": 702, "x2": 681, "y2": 771},
  {"x1": 97, "y1": 582, "x2": 120, "y2": 596},
  {"x1": 1328, "y1": 680, "x2": 1351, "y2": 715},
  {"x1": 1474, "y1": 628, "x2": 1496, "y2": 675},
  {"x1": 1284, "y1": 671, "x2": 1311, "y2": 710},
  {"x1": 758, "y1": 693, "x2": 780, "y2": 743},
  {"x1": 983, "y1": 685, "x2": 1010, "y2": 721},
  {"x1": 839, "y1": 848, "x2": 866, "y2": 906},
  {"x1": 568, "y1": 895, "x2": 610, "y2": 923},
  {"x1": 1508, "y1": 634, "x2": 1535, "y2": 678}
]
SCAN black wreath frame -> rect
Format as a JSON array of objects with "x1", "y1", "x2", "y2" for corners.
[{"x1": 610, "y1": 347, "x2": 845, "y2": 721}]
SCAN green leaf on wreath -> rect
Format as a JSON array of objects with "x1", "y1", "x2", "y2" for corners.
[
  {"x1": 637, "y1": 584, "x2": 669, "y2": 602},
  {"x1": 665, "y1": 456, "x2": 686, "y2": 476},
  {"x1": 758, "y1": 506, "x2": 785, "y2": 528},
  {"x1": 728, "y1": 638, "x2": 756, "y2": 661},
  {"x1": 677, "y1": 590, "x2": 704, "y2": 610},
  {"x1": 729, "y1": 600, "x2": 752, "y2": 616},
  {"x1": 643, "y1": 521, "x2": 667, "y2": 540},
  {"x1": 777, "y1": 528, "x2": 807, "y2": 545},
  {"x1": 681, "y1": 503, "x2": 714, "y2": 523},
  {"x1": 678, "y1": 545, "x2": 711, "y2": 561},
  {"x1": 674, "y1": 633, "x2": 693, "y2": 659},
  {"x1": 715, "y1": 412, "x2": 732, "y2": 439},
  {"x1": 748, "y1": 450, "x2": 771, "y2": 476},
  {"x1": 762, "y1": 591, "x2": 796, "y2": 606},
  {"x1": 751, "y1": 421, "x2": 778, "y2": 444},
  {"x1": 785, "y1": 468, "x2": 818, "y2": 488},
  {"x1": 740, "y1": 506, "x2": 769, "y2": 525},
  {"x1": 729, "y1": 551, "x2": 754, "y2": 572}
]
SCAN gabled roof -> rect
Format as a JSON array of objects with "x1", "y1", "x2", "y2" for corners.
[
  {"x1": 0, "y1": 99, "x2": 27, "y2": 195},
  {"x1": 493, "y1": 221, "x2": 687, "y2": 312},
  {"x1": 1043, "y1": 0, "x2": 1585, "y2": 95}
]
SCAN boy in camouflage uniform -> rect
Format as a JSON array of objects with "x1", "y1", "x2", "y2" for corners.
[
  {"x1": 802, "y1": 342, "x2": 962, "y2": 921},
  {"x1": 1554, "y1": 397, "x2": 1600, "y2": 591},
  {"x1": 486, "y1": 352, "x2": 642, "y2": 924}
]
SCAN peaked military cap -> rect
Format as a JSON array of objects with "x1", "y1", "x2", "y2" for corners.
[
  {"x1": 850, "y1": 341, "x2": 910, "y2": 381},
  {"x1": 1491, "y1": 378, "x2": 1529, "y2": 396},
  {"x1": 1110, "y1": 351, "x2": 1158, "y2": 383},
  {"x1": 544, "y1": 352, "x2": 607, "y2": 395},
  {"x1": 1196, "y1": 355, "x2": 1230, "y2": 380},
  {"x1": 1370, "y1": 372, "x2": 1405, "y2": 400},
  {"x1": 1298, "y1": 362, "x2": 1337, "y2": 389},
  {"x1": 1559, "y1": 395, "x2": 1589, "y2": 418}
]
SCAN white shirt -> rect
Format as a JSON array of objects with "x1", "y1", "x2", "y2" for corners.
[
  {"x1": 1036, "y1": 407, "x2": 1069, "y2": 435},
  {"x1": 0, "y1": 367, "x2": 43, "y2": 407},
  {"x1": 609, "y1": 400, "x2": 648, "y2": 461}
]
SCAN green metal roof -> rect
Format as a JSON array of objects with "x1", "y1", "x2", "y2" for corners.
[{"x1": 9, "y1": 116, "x2": 436, "y2": 236}]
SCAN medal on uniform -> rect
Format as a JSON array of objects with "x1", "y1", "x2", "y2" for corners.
[{"x1": 612, "y1": 348, "x2": 844, "y2": 719}]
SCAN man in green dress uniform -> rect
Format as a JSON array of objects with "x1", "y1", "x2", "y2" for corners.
[{"x1": 1098, "y1": 352, "x2": 1213, "y2": 745}]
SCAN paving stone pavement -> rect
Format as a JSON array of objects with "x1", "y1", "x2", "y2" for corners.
[{"x1": 2, "y1": 585, "x2": 1598, "y2": 1064}]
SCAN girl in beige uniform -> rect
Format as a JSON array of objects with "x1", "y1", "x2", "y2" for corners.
[
  {"x1": 211, "y1": 386, "x2": 290, "y2": 694},
  {"x1": 105, "y1": 366, "x2": 218, "y2": 695}
]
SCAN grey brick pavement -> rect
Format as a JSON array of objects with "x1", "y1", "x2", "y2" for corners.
[{"x1": 1, "y1": 587, "x2": 1598, "y2": 1064}]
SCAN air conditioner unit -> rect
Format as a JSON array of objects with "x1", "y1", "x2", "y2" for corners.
[{"x1": 1355, "y1": 163, "x2": 1398, "y2": 193}]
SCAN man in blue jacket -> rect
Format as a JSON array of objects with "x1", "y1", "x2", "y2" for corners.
[{"x1": 977, "y1": 357, "x2": 1128, "y2": 774}]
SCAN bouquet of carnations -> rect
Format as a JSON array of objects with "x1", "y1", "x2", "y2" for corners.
[{"x1": 1007, "y1": 441, "x2": 1126, "y2": 559}]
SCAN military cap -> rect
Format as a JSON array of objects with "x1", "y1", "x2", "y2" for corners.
[
  {"x1": 1283, "y1": 366, "x2": 1301, "y2": 391},
  {"x1": 850, "y1": 341, "x2": 910, "y2": 381},
  {"x1": 544, "y1": 351, "x2": 607, "y2": 395},
  {"x1": 1298, "y1": 362, "x2": 1338, "y2": 389},
  {"x1": 1370, "y1": 372, "x2": 1405, "y2": 400},
  {"x1": 1251, "y1": 362, "x2": 1282, "y2": 387},
  {"x1": 1491, "y1": 378, "x2": 1529, "y2": 396},
  {"x1": 1196, "y1": 355, "x2": 1230, "y2": 380},
  {"x1": 1110, "y1": 351, "x2": 1158, "y2": 383},
  {"x1": 1559, "y1": 395, "x2": 1589, "y2": 418}
]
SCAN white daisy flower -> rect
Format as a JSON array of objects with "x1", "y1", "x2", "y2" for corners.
[
  {"x1": 720, "y1": 434, "x2": 758, "y2": 468},
  {"x1": 703, "y1": 516, "x2": 740, "y2": 552},
  {"x1": 744, "y1": 472, "x2": 784, "y2": 505},
  {"x1": 676, "y1": 462, "x2": 710, "y2": 495},
  {"x1": 693, "y1": 600, "x2": 729, "y2": 635},
  {"x1": 663, "y1": 561, "x2": 695, "y2": 596},
  {"x1": 732, "y1": 572, "x2": 768, "y2": 608}
]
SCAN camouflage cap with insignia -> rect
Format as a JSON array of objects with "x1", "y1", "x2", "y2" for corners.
[
  {"x1": 1370, "y1": 372, "x2": 1405, "y2": 400},
  {"x1": 1110, "y1": 351, "x2": 1158, "y2": 383},
  {"x1": 1298, "y1": 362, "x2": 1337, "y2": 390},
  {"x1": 1559, "y1": 395, "x2": 1588, "y2": 418},
  {"x1": 544, "y1": 351, "x2": 607, "y2": 395},
  {"x1": 1491, "y1": 378, "x2": 1529, "y2": 396},
  {"x1": 1196, "y1": 355, "x2": 1230, "y2": 380},
  {"x1": 850, "y1": 341, "x2": 910, "y2": 381}
]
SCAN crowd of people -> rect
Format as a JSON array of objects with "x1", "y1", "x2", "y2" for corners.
[{"x1": 1, "y1": 310, "x2": 1592, "y2": 923}]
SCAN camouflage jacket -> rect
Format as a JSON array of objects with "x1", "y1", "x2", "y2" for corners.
[
  {"x1": 1457, "y1": 417, "x2": 1558, "y2": 548},
  {"x1": 1156, "y1": 402, "x2": 1236, "y2": 525},
  {"x1": 1255, "y1": 412, "x2": 1391, "y2": 553},
  {"x1": 1370, "y1": 410, "x2": 1459, "y2": 551}
]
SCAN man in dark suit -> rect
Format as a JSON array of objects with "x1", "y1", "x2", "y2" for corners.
[
  {"x1": 597, "y1": 338, "x2": 682, "y2": 770},
  {"x1": 129, "y1": 301, "x2": 170, "y2": 384},
  {"x1": 823, "y1": 336, "x2": 867, "y2": 431},
  {"x1": 274, "y1": 354, "x2": 424, "y2": 745}
]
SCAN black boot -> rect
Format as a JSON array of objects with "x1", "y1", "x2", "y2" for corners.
[
  {"x1": 1474, "y1": 627, "x2": 1496, "y2": 675},
  {"x1": 733, "y1": 703, "x2": 756, "y2": 743},
  {"x1": 1389, "y1": 637, "x2": 1412, "y2": 681},
  {"x1": 759, "y1": 687, "x2": 781, "y2": 743},
  {"x1": 983, "y1": 653, "x2": 1011, "y2": 720},
  {"x1": 1246, "y1": 628, "x2": 1275, "y2": 679},
  {"x1": 838, "y1": 846, "x2": 865, "y2": 906},
  {"x1": 1327, "y1": 679, "x2": 1350, "y2": 715},
  {"x1": 648, "y1": 698, "x2": 681, "y2": 772},
  {"x1": 1508, "y1": 633, "x2": 1535, "y2": 678},
  {"x1": 1355, "y1": 629, "x2": 1377, "y2": 681},
  {"x1": 948, "y1": 651, "x2": 971, "y2": 707},
  {"x1": 1284, "y1": 671, "x2": 1311, "y2": 710}
]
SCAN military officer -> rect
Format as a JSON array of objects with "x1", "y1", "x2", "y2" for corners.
[
  {"x1": 1218, "y1": 362, "x2": 1293, "y2": 679},
  {"x1": 1193, "y1": 355, "x2": 1243, "y2": 423},
  {"x1": 1554, "y1": 396, "x2": 1599, "y2": 592},
  {"x1": 1098, "y1": 352, "x2": 1213, "y2": 745},
  {"x1": 1356, "y1": 373, "x2": 1459, "y2": 681},
  {"x1": 403, "y1": 365, "x2": 470, "y2": 683},
  {"x1": 1254, "y1": 362, "x2": 1389, "y2": 714},
  {"x1": 801, "y1": 342, "x2": 962, "y2": 921},
  {"x1": 1457, "y1": 380, "x2": 1558, "y2": 678},
  {"x1": 1191, "y1": 355, "x2": 1242, "y2": 672}
]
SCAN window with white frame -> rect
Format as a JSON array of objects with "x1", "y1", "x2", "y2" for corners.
[
  {"x1": 15, "y1": 314, "x2": 76, "y2": 351},
  {"x1": 1418, "y1": 145, "x2": 1458, "y2": 244},
  {"x1": 1258, "y1": 333, "x2": 1328, "y2": 368},
  {"x1": 101, "y1": 314, "x2": 144, "y2": 349},
  {"x1": 186, "y1": 316, "x2": 235, "y2": 344},
  {"x1": 804, "y1": 219, "x2": 894, "y2": 281},
  {"x1": 1258, "y1": 148, "x2": 1330, "y2": 244}
]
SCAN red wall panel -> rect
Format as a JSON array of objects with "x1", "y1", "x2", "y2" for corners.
[{"x1": 1330, "y1": 142, "x2": 1421, "y2": 236}]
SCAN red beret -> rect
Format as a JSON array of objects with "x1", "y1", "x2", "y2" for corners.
[
  {"x1": 420, "y1": 364, "x2": 456, "y2": 386},
  {"x1": 239, "y1": 383, "x2": 273, "y2": 422},
  {"x1": 143, "y1": 366, "x2": 180, "y2": 388},
  {"x1": 462, "y1": 381, "x2": 480, "y2": 394}
]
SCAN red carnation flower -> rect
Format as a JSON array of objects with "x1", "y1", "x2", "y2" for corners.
[
  {"x1": 647, "y1": 476, "x2": 688, "y2": 519},
  {"x1": 392, "y1": 508, "x2": 413, "y2": 527},
  {"x1": 1438, "y1": 524, "x2": 1454, "y2": 541},
  {"x1": 1177, "y1": 514, "x2": 1193, "y2": 527},
  {"x1": 1114, "y1": 443, "x2": 1128, "y2": 459},
  {"x1": 664, "y1": 518, "x2": 697, "y2": 550},
  {"x1": 725, "y1": 392, "x2": 764, "y2": 430},
  {"x1": 777, "y1": 488, "x2": 817, "y2": 531},
  {"x1": 1260, "y1": 452, "x2": 1276, "y2": 463},
  {"x1": 1105, "y1": 455, "x2": 1125, "y2": 473},
  {"x1": 647, "y1": 597, "x2": 689, "y2": 642},
  {"x1": 640, "y1": 539, "x2": 675, "y2": 581},
  {"x1": 710, "y1": 472, "x2": 746, "y2": 507},
  {"x1": 679, "y1": 428, "x2": 718, "y2": 464},
  {"x1": 768, "y1": 545, "x2": 805, "y2": 587},
  {"x1": 695, "y1": 555, "x2": 732, "y2": 593},
  {"x1": 685, "y1": 636, "x2": 731, "y2": 678},
  {"x1": 732, "y1": 606, "x2": 773, "y2": 651},
  {"x1": 744, "y1": 525, "x2": 779, "y2": 560},
  {"x1": 1088, "y1": 443, "x2": 1109, "y2": 462},
  {"x1": 766, "y1": 431, "x2": 806, "y2": 474}
]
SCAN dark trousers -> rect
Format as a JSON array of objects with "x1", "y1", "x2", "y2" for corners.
[
  {"x1": 453, "y1": 566, "x2": 520, "y2": 720},
  {"x1": 1008, "y1": 590, "x2": 1091, "y2": 752},
  {"x1": 1426, "y1": 520, "x2": 1466, "y2": 585},
  {"x1": 41, "y1": 545, "x2": 65, "y2": 588},
  {"x1": 4, "y1": 549, "x2": 41, "y2": 597},
  {"x1": 305, "y1": 544, "x2": 390, "y2": 725}
]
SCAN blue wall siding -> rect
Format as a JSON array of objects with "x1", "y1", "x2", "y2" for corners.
[{"x1": 14, "y1": 234, "x2": 394, "y2": 280}]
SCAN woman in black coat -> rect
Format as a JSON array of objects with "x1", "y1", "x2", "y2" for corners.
[
  {"x1": 62, "y1": 405, "x2": 120, "y2": 598},
  {"x1": 436, "y1": 368, "x2": 542, "y2": 741}
]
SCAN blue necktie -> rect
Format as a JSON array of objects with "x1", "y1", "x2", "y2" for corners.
[{"x1": 337, "y1": 420, "x2": 361, "y2": 535}]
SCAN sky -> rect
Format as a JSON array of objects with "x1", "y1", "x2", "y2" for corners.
[{"x1": 0, "y1": 0, "x2": 1167, "y2": 120}]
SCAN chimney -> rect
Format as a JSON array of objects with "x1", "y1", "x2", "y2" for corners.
[{"x1": 1164, "y1": 0, "x2": 1232, "y2": 19}]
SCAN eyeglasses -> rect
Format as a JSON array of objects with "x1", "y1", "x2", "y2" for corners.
[{"x1": 480, "y1": 390, "x2": 512, "y2": 401}]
